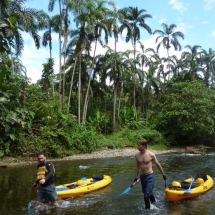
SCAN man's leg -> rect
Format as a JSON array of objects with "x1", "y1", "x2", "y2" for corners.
[
  {"x1": 35, "y1": 187, "x2": 44, "y2": 206},
  {"x1": 143, "y1": 173, "x2": 155, "y2": 210},
  {"x1": 149, "y1": 195, "x2": 155, "y2": 203},
  {"x1": 144, "y1": 197, "x2": 150, "y2": 209},
  {"x1": 51, "y1": 200, "x2": 59, "y2": 207},
  {"x1": 35, "y1": 200, "x2": 42, "y2": 206},
  {"x1": 47, "y1": 185, "x2": 59, "y2": 207}
]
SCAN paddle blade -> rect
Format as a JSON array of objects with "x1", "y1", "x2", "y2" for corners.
[
  {"x1": 119, "y1": 187, "x2": 131, "y2": 196},
  {"x1": 184, "y1": 188, "x2": 192, "y2": 193},
  {"x1": 119, "y1": 179, "x2": 140, "y2": 196}
]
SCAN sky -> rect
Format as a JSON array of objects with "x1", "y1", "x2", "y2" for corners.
[{"x1": 22, "y1": 0, "x2": 215, "y2": 83}]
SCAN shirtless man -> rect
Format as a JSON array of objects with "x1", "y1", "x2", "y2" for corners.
[{"x1": 134, "y1": 138, "x2": 167, "y2": 210}]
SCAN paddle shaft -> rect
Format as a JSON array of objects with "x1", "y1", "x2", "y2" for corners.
[
  {"x1": 188, "y1": 179, "x2": 194, "y2": 190},
  {"x1": 185, "y1": 178, "x2": 195, "y2": 193},
  {"x1": 131, "y1": 179, "x2": 140, "y2": 188}
]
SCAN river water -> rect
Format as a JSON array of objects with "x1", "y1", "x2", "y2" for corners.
[{"x1": 0, "y1": 152, "x2": 214, "y2": 215}]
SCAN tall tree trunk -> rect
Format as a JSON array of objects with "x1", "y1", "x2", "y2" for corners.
[
  {"x1": 82, "y1": 39, "x2": 98, "y2": 124},
  {"x1": 67, "y1": 45, "x2": 86, "y2": 113},
  {"x1": 10, "y1": 46, "x2": 14, "y2": 75},
  {"x1": 117, "y1": 82, "x2": 122, "y2": 119},
  {"x1": 58, "y1": 0, "x2": 62, "y2": 105},
  {"x1": 167, "y1": 48, "x2": 170, "y2": 80},
  {"x1": 133, "y1": 39, "x2": 136, "y2": 108},
  {"x1": 113, "y1": 80, "x2": 117, "y2": 129},
  {"x1": 133, "y1": 74, "x2": 136, "y2": 108},
  {"x1": 49, "y1": 28, "x2": 52, "y2": 59},
  {"x1": 78, "y1": 55, "x2": 82, "y2": 125},
  {"x1": 67, "y1": 57, "x2": 77, "y2": 113},
  {"x1": 112, "y1": 35, "x2": 118, "y2": 124},
  {"x1": 62, "y1": 7, "x2": 69, "y2": 108},
  {"x1": 52, "y1": 77, "x2": 55, "y2": 97}
]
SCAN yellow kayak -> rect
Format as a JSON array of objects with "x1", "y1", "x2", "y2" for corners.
[
  {"x1": 164, "y1": 174, "x2": 214, "y2": 202},
  {"x1": 55, "y1": 175, "x2": 112, "y2": 199}
]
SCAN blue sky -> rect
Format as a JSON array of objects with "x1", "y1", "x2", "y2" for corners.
[{"x1": 22, "y1": 0, "x2": 215, "y2": 83}]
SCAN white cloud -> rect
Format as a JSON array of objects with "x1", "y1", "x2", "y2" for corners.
[
  {"x1": 204, "y1": 0, "x2": 215, "y2": 10},
  {"x1": 25, "y1": 66, "x2": 42, "y2": 83},
  {"x1": 159, "y1": 17, "x2": 167, "y2": 24},
  {"x1": 211, "y1": 31, "x2": 215, "y2": 40},
  {"x1": 176, "y1": 22, "x2": 193, "y2": 34},
  {"x1": 169, "y1": 0, "x2": 188, "y2": 12}
]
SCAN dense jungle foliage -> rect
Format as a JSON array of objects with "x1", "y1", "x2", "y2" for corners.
[{"x1": 1, "y1": 0, "x2": 215, "y2": 158}]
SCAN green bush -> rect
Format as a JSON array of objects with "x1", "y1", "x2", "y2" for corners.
[
  {"x1": 153, "y1": 81, "x2": 215, "y2": 146},
  {"x1": 121, "y1": 128, "x2": 167, "y2": 147}
]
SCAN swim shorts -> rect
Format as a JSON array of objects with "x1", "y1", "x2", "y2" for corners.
[
  {"x1": 36, "y1": 184, "x2": 58, "y2": 202},
  {"x1": 140, "y1": 173, "x2": 155, "y2": 197}
]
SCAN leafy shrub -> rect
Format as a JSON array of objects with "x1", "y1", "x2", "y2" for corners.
[
  {"x1": 21, "y1": 115, "x2": 102, "y2": 157},
  {"x1": 119, "y1": 107, "x2": 146, "y2": 129},
  {"x1": 122, "y1": 128, "x2": 167, "y2": 147},
  {"x1": 153, "y1": 81, "x2": 215, "y2": 146}
]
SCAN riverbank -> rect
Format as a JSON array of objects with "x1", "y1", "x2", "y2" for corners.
[
  {"x1": 1, "y1": 144, "x2": 211, "y2": 168},
  {"x1": 0, "y1": 147, "x2": 179, "y2": 168}
]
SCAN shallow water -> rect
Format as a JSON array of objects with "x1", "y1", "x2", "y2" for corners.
[{"x1": 0, "y1": 152, "x2": 215, "y2": 215}]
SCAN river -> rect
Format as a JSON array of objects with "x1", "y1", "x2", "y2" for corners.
[{"x1": 0, "y1": 152, "x2": 214, "y2": 215}]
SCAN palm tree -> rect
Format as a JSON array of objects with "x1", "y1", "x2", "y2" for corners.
[
  {"x1": 48, "y1": 0, "x2": 64, "y2": 104},
  {"x1": 136, "y1": 41, "x2": 157, "y2": 73},
  {"x1": 67, "y1": 14, "x2": 94, "y2": 123},
  {"x1": 102, "y1": 47, "x2": 133, "y2": 128},
  {"x1": 119, "y1": 7, "x2": 152, "y2": 108},
  {"x1": 119, "y1": 6, "x2": 152, "y2": 59},
  {"x1": 65, "y1": 0, "x2": 96, "y2": 123},
  {"x1": 153, "y1": 23, "x2": 184, "y2": 79},
  {"x1": 181, "y1": 45, "x2": 202, "y2": 81},
  {"x1": 141, "y1": 66, "x2": 161, "y2": 119},
  {"x1": 0, "y1": 0, "x2": 43, "y2": 56},
  {"x1": 167, "y1": 55, "x2": 186, "y2": 82},
  {"x1": 82, "y1": 0, "x2": 115, "y2": 124},
  {"x1": 40, "y1": 13, "x2": 56, "y2": 59},
  {"x1": 60, "y1": 5, "x2": 71, "y2": 107},
  {"x1": 199, "y1": 48, "x2": 215, "y2": 87},
  {"x1": 41, "y1": 58, "x2": 54, "y2": 93},
  {"x1": 0, "y1": 16, "x2": 18, "y2": 55},
  {"x1": 66, "y1": 28, "x2": 86, "y2": 115},
  {"x1": 136, "y1": 41, "x2": 160, "y2": 112},
  {"x1": 108, "y1": 7, "x2": 124, "y2": 53}
]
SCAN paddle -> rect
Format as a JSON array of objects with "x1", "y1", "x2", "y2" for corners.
[
  {"x1": 185, "y1": 178, "x2": 195, "y2": 193},
  {"x1": 119, "y1": 179, "x2": 140, "y2": 196}
]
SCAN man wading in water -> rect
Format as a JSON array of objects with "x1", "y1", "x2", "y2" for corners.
[
  {"x1": 134, "y1": 138, "x2": 167, "y2": 210},
  {"x1": 33, "y1": 152, "x2": 59, "y2": 207}
]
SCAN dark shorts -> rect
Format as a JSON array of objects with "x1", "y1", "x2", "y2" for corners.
[
  {"x1": 36, "y1": 184, "x2": 58, "y2": 202},
  {"x1": 140, "y1": 173, "x2": 155, "y2": 197}
]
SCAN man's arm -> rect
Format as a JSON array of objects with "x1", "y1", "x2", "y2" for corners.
[
  {"x1": 153, "y1": 154, "x2": 165, "y2": 175},
  {"x1": 134, "y1": 155, "x2": 140, "y2": 178},
  {"x1": 45, "y1": 161, "x2": 54, "y2": 181}
]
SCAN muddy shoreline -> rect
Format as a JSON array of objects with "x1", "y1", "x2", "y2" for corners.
[{"x1": 0, "y1": 147, "x2": 179, "y2": 168}]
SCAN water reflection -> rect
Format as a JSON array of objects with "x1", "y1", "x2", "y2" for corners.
[{"x1": 0, "y1": 153, "x2": 214, "y2": 215}]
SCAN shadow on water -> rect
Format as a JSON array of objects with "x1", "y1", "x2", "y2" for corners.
[{"x1": 0, "y1": 152, "x2": 215, "y2": 215}]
